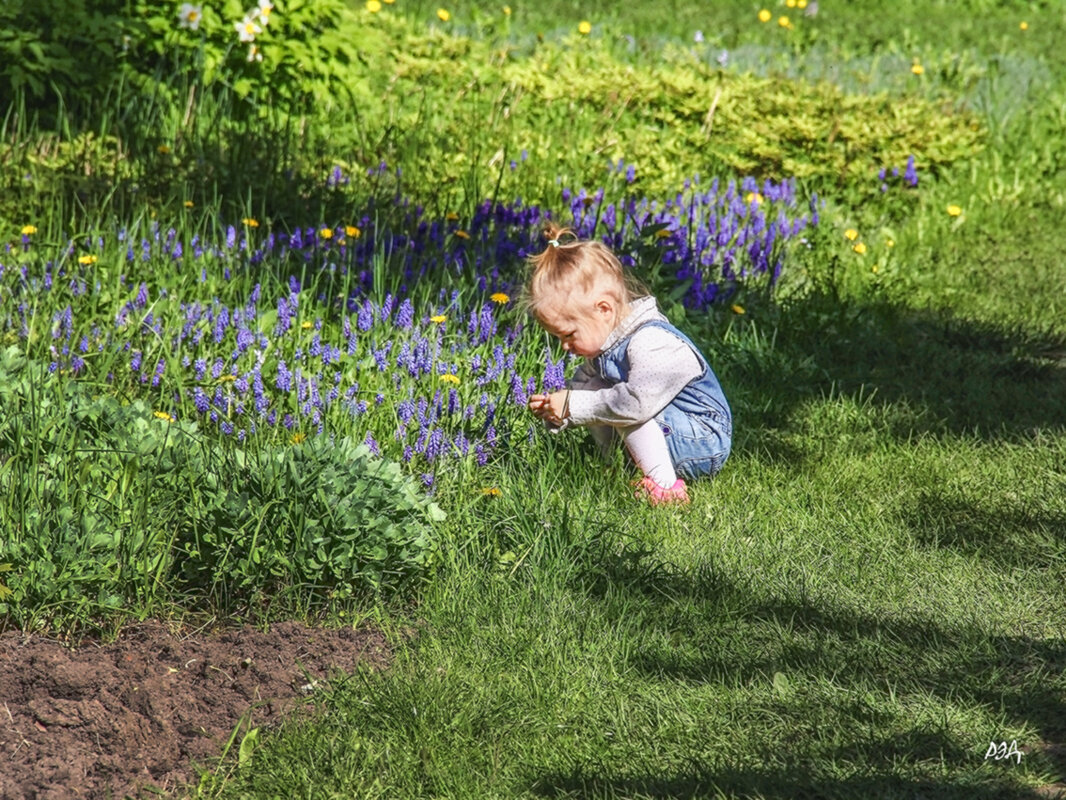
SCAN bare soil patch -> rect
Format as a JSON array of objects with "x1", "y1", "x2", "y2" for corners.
[{"x1": 0, "y1": 620, "x2": 390, "y2": 799}]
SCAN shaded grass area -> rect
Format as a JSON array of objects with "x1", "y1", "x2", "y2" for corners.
[{"x1": 206, "y1": 468, "x2": 1064, "y2": 797}]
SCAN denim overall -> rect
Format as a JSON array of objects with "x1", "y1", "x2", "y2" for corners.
[{"x1": 592, "y1": 320, "x2": 732, "y2": 479}]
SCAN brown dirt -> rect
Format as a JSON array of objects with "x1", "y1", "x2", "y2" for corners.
[{"x1": 0, "y1": 620, "x2": 391, "y2": 800}]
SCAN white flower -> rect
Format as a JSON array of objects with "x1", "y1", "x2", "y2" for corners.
[
  {"x1": 693, "y1": 30, "x2": 704, "y2": 43},
  {"x1": 256, "y1": 0, "x2": 274, "y2": 26},
  {"x1": 247, "y1": 43, "x2": 263, "y2": 62},
  {"x1": 235, "y1": 17, "x2": 261, "y2": 42},
  {"x1": 178, "y1": 3, "x2": 203, "y2": 30}
]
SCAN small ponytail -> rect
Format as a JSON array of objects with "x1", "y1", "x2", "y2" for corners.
[{"x1": 521, "y1": 222, "x2": 646, "y2": 319}]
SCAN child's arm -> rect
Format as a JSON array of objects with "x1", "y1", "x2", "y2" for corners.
[{"x1": 567, "y1": 327, "x2": 701, "y2": 426}]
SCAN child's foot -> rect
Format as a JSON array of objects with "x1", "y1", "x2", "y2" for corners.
[{"x1": 634, "y1": 475, "x2": 690, "y2": 506}]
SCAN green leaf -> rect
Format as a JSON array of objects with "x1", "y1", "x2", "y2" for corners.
[{"x1": 238, "y1": 727, "x2": 260, "y2": 768}]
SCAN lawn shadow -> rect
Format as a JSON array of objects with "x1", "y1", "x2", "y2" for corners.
[
  {"x1": 702, "y1": 294, "x2": 1066, "y2": 456},
  {"x1": 532, "y1": 764, "x2": 1024, "y2": 800},
  {"x1": 902, "y1": 489, "x2": 1066, "y2": 571},
  {"x1": 533, "y1": 537, "x2": 1066, "y2": 799}
]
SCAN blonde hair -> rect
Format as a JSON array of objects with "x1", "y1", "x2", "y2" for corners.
[{"x1": 522, "y1": 222, "x2": 646, "y2": 320}]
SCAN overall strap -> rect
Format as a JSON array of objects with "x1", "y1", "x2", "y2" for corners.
[{"x1": 632, "y1": 319, "x2": 710, "y2": 374}]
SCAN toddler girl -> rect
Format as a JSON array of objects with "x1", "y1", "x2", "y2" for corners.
[{"x1": 525, "y1": 223, "x2": 732, "y2": 506}]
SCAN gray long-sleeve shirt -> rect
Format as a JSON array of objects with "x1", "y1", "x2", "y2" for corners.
[{"x1": 566, "y1": 296, "x2": 702, "y2": 428}]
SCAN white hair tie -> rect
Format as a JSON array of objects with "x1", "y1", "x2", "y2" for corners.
[{"x1": 547, "y1": 239, "x2": 560, "y2": 247}]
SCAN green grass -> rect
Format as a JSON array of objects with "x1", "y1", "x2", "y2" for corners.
[
  {"x1": 196, "y1": 423, "x2": 1066, "y2": 797},
  {"x1": 2, "y1": 1, "x2": 1065, "y2": 797}
]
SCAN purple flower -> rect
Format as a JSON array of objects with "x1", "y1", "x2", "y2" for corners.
[
  {"x1": 358, "y1": 301, "x2": 374, "y2": 332},
  {"x1": 396, "y1": 299, "x2": 414, "y2": 330},
  {"x1": 904, "y1": 155, "x2": 918, "y2": 188},
  {"x1": 276, "y1": 360, "x2": 292, "y2": 391}
]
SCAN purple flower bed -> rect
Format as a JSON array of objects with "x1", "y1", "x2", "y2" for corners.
[{"x1": 3, "y1": 172, "x2": 818, "y2": 480}]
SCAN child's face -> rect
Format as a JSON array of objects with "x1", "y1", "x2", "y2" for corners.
[{"x1": 537, "y1": 294, "x2": 617, "y2": 358}]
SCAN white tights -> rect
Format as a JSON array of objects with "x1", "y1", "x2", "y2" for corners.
[
  {"x1": 589, "y1": 419, "x2": 677, "y2": 489},
  {"x1": 572, "y1": 373, "x2": 678, "y2": 489}
]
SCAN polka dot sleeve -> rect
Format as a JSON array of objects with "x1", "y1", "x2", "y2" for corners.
[{"x1": 567, "y1": 326, "x2": 702, "y2": 426}]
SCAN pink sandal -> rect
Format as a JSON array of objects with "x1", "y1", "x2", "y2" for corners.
[{"x1": 634, "y1": 476, "x2": 690, "y2": 506}]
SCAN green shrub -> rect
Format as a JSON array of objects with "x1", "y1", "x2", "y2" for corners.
[
  {"x1": 175, "y1": 435, "x2": 445, "y2": 604},
  {"x1": 0, "y1": 0, "x2": 367, "y2": 115},
  {"x1": 0, "y1": 346, "x2": 443, "y2": 631},
  {"x1": 0, "y1": 1, "x2": 129, "y2": 106}
]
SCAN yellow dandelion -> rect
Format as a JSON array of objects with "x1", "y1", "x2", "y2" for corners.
[
  {"x1": 301, "y1": 321, "x2": 314, "y2": 330},
  {"x1": 853, "y1": 242, "x2": 867, "y2": 255},
  {"x1": 440, "y1": 373, "x2": 460, "y2": 384},
  {"x1": 437, "y1": 8, "x2": 450, "y2": 21},
  {"x1": 384, "y1": 0, "x2": 394, "y2": 3},
  {"x1": 731, "y1": 304, "x2": 745, "y2": 315},
  {"x1": 430, "y1": 315, "x2": 447, "y2": 324},
  {"x1": 290, "y1": 432, "x2": 307, "y2": 444},
  {"x1": 366, "y1": 0, "x2": 381, "y2": 11},
  {"x1": 319, "y1": 227, "x2": 334, "y2": 239},
  {"x1": 886, "y1": 238, "x2": 895, "y2": 248},
  {"x1": 153, "y1": 410, "x2": 176, "y2": 423},
  {"x1": 1019, "y1": 21, "x2": 1028, "y2": 30},
  {"x1": 844, "y1": 228, "x2": 859, "y2": 241},
  {"x1": 184, "y1": 200, "x2": 194, "y2": 208},
  {"x1": 217, "y1": 374, "x2": 236, "y2": 382},
  {"x1": 78, "y1": 255, "x2": 98, "y2": 265},
  {"x1": 490, "y1": 292, "x2": 510, "y2": 304},
  {"x1": 911, "y1": 63, "x2": 925, "y2": 75},
  {"x1": 798, "y1": 0, "x2": 807, "y2": 7},
  {"x1": 455, "y1": 230, "x2": 470, "y2": 239},
  {"x1": 503, "y1": 5, "x2": 511, "y2": 15},
  {"x1": 947, "y1": 204, "x2": 962, "y2": 217},
  {"x1": 786, "y1": 0, "x2": 796, "y2": 6},
  {"x1": 242, "y1": 217, "x2": 259, "y2": 227},
  {"x1": 778, "y1": 15, "x2": 792, "y2": 28},
  {"x1": 745, "y1": 191, "x2": 764, "y2": 205},
  {"x1": 345, "y1": 225, "x2": 361, "y2": 238},
  {"x1": 157, "y1": 144, "x2": 171, "y2": 154},
  {"x1": 872, "y1": 265, "x2": 879, "y2": 274},
  {"x1": 758, "y1": 9, "x2": 772, "y2": 23},
  {"x1": 655, "y1": 228, "x2": 672, "y2": 239},
  {"x1": 21, "y1": 225, "x2": 37, "y2": 235},
  {"x1": 445, "y1": 212, "x2": 460, "y2": 221},
  {"x1": 578, "y1": 20, "x2": 592, "y2": 35},
  {"x1": 480, "y1": 487, "x2": 502, "y2": 497}
]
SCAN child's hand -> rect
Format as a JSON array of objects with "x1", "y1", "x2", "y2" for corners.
[{"x1": 528, "y1": 392, "x2": 570, "y2": 426}]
